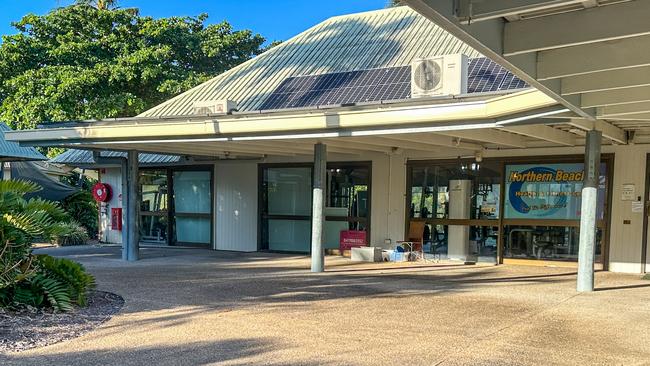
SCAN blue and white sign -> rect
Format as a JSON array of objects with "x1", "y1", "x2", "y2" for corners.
[{"x1": 505, "y1": 163, "x2": 606, "y2": 220}]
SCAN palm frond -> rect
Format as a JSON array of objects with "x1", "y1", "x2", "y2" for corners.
[
  {"x1": 0, "y1": 180, "x2": 41, "y2": 195},
  {"x1": 2, "y1": 211, "x2": 53, "y2": 236}
]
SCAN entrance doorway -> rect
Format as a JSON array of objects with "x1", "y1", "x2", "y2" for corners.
[
  {"x1": 139, "y1": 166, "x2": 213, "y2": 247},
  {"x1": 259, "y1": 162, "x2": 371, "y2": 253}
]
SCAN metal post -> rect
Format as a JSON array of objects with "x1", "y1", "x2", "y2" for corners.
[
  {"x1": 311, "y1": 143, "x2": 326, "y2": 272},
  {"x1": 125, "y1": 150, "x2": 140, "y2": 261},
  {"x1": 577, "y1": 130, "x2": 601, "y2": 292}
]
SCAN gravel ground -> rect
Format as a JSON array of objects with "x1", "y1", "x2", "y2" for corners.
[{"x1": 0, "y1": 291, "x2": 124, "y2": 353}]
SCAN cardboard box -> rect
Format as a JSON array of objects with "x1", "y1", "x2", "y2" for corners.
[{"x1": 351, "y1": 246, "x2": 382, "y2": 262}]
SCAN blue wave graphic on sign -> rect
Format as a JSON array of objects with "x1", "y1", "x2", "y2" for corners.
[{"x1": 508, "y1": 167, "x2": 568, "y2": 217}]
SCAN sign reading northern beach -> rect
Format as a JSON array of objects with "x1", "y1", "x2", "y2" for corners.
[{"x1": 504, "y1": 163, "x2": 606, "y2": 220}]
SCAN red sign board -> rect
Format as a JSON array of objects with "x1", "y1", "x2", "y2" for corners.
[
  {"x1": 339, "y1": 230, "x2": 367, "y2": 251},
  {"x1": 111, "y1": 208, "x2": 122, "y2": 231}
]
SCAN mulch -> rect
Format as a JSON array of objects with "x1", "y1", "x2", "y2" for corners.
[{"x1": 0, "y1": 291, "x2": 124, "y2": 353}]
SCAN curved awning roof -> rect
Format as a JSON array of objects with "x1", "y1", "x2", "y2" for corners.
[{"x1": 4, "y1": 89, "x2": 581, "y2": 159}]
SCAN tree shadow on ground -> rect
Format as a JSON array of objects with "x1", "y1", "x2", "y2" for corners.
[{"x1": 1, "y1": 338, "x2": 330, "y2": 366}]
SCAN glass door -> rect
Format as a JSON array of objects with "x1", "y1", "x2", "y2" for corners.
[
  {"x1": 261, "y1": 167, "x2": 312, "y2": 252},
  {"x1": 325, "y1": 163, "x2": 370, "y2": 249},
  {"x1": 172, "y1": 170, "x2": 213, "y2": 246},
  {"x1": 139, "y1": 170, "x2": 169, "y2": 245}
]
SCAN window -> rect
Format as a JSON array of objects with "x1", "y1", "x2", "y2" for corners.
[
  {"x1": 407, "y1": 156, "x2": 612, "y2": 265},
  {"x1": 138, "y1": 167, "x2": 213, "y2": 247},
  {"x1": 408, "y1": 160, "x2": 501, "y2": 262},
  {"x1": 139, "y1": 170, "x2": 168, "y2": 244},
  {"x1": 260, "y1": 162, "x2": 371, "y2": 253}
]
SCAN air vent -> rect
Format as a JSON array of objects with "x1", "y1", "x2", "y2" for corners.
[{"x1": 192, "y1": 100, "x2": 237, "y2": 115}]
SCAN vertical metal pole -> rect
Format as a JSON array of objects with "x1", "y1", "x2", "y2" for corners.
[
  {"x1": 126, "y1": 151, "x2": 140, "y2": 261},
  {"x1": 311, "y1": 143, "x2": 326, "y2": 272},
  {"x1": 577, "y1": 130, "x2": 601, "y2": 292}
]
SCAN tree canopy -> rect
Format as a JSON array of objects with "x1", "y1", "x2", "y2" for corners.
[{"x1": 0, "y1": 4, "x2": 267, "y2": 131}]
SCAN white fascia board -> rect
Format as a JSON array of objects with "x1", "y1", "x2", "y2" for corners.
[
  {"x1": 538, "y1": 35, "x2": 650, "y2": 80},
  {"x1": 6, "y1": 90, "x2": 556, "y2": 145},
  {"x1": 505, "y1": 1, "x2": 650, "y2": 56}
]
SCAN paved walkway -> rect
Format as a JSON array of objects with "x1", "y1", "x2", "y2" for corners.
[{"x1": 3, "y1": 246, "x2": 650, "y2": 365}]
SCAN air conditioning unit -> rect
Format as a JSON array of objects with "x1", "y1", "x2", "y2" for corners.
[
  {"x1": 192, "y1": 100, "x2": 237, "y2": 115},
  {"x1": 411, "y1": 54, "x2": 468, "y2": 98}
]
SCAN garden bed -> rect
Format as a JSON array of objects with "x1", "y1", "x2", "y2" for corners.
[{"x1": 0, "y1": 291, "x2": 124, "y2": 353}]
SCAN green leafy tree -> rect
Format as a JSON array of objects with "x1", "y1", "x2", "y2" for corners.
[{"x1": 0, "y1": 3, "x2": 266, "y2": 131}]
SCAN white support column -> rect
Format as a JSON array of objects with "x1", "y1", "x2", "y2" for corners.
[
  {"x1": 125, "y1": 150, "x2": 140, "y2": 261},
  {"x1": 311, "y1": 143, "x2": 326, "y2": 272},
  {"x1": 1, "y1": 162, "x2": 10, "y2": 180},
  {"x1": 577, "y1": 130, "x2": 601, "y2": 292}
]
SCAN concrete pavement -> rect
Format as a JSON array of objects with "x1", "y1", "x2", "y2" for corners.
[{"x1": 3, "y1": 246, "x2": 649, "y2": 365}]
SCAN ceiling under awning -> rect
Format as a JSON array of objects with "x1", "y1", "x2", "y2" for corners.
[{"x1": 403, "y1": 0, "x2": 650, "y2": 143}]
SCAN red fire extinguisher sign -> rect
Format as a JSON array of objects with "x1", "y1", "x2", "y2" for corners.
[{"x1": 111, "y1": 208, "x2": 122, "y2": 231}]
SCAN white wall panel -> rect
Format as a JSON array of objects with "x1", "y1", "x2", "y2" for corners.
[
  {"x1": 214, "y1": 162, "x2": 258, "y2": 251},
  {"x1": 99, "y1": 167, "x2": 123, "y2": 244},
  {"x1": 608, "y1": 147, "x2": 646, "y2": 273}
]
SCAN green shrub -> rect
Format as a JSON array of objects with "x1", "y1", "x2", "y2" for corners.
[
  {"x1": 0, "y1": 179, "x2": 95, "y2": 312},
  {"x1": 51, "y1": 221, "x2": 90, "y2": 246},
  {"x1": 61, "y1": 190, "x2": 98, "y2": 239},
  {"x1": 0, "y1": 180, "x2": 65, "y2": 289},
  {"x1": 11, "y1": 273, "x2": 73, "y2": 311},
  {"x1": 36, "y1": 255, "x2": 95, "y2": 306}
]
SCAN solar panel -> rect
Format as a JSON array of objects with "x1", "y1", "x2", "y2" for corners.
[{"x1": 259, "y1": 57, "x2": 528, "y2": 111}]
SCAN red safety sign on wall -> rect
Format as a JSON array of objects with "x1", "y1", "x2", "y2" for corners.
[
  {"x1": 111, "y1": 208, "x2": 122, "y2": 231},
  {"x1": 339, "y1": 230, "x2": 367, "y2": 251}
]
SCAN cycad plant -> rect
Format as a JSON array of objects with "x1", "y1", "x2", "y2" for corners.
[
  {"x1": 0, "y1": 180, "x2": 65, "y2": 288},
  {"x1": 0, "y1": 180, "x2": 95, "y2": 311}
]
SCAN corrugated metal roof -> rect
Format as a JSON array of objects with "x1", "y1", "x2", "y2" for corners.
[
  {"x1": 0, "y1": 123, "x2": 47, "y2": 161},
  {"x1": 51, "y1": 149, "x2": 182, "y2": 166},
  {"x1": 139, "y1": 6, "x2": 482, "y2": 118}
]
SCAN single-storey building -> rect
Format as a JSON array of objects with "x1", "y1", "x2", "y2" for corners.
[{"x1": 7, "y1": 6, "x2": 650, "y2": 287}]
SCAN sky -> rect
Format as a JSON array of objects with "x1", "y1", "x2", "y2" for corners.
[{"x1": 0, "y1": 0, "x2": 389, "y2": 44}]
